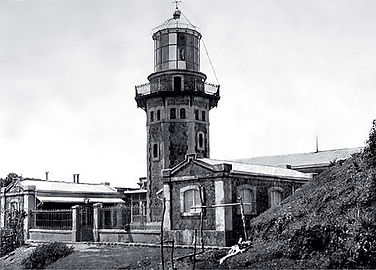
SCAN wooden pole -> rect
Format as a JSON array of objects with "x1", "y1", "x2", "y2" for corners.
[
  {"x1": 171, "y1": 239, "x2": 175, "y2": 270},
  {"x1": 193, "y1": 229, "x2": 197, "y2": 270},
  {"x1": 161, "y1": 197, "x2": 166, "y2": 270},
  {"x1": 239, "y1": 197, "x2": 248, "y2": 240}
]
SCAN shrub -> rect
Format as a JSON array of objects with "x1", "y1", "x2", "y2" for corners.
[{"x1": 22, "y1": 241, "x2": 74, "y2": 269}]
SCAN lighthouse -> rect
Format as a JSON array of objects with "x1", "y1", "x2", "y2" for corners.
[{"x1": 135, "y1": 8, "x2": 220, "y2": 221}]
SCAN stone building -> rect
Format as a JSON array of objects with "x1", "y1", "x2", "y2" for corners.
[{"x1": 134, "y1": 8, "x2": 362, "y2": 246}]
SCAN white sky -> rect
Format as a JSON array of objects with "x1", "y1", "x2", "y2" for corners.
[{"x1": 1, "y1": 0, "x2": 375, "y2": 187}]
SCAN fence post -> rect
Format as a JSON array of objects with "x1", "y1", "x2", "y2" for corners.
[
  {"x1": 93, "y1": 203, "x2": 102, "y2": 242},
  {"x1": 23, "y1": 185, "x2": 36, "y2": 241},
  {"x1": 71, "y1": 205, "x2": 79, "y2": 242}
]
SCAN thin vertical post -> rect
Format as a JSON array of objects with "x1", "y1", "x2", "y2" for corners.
[
  {"x1": 193, "y1": 229, "x2": 197, "y2": 270},
  {"x1": 171, "y1": 239, "x2": 175, "y2": 270},
  {"x1": 160, "y1": 197, "x2": 166, "y2": 270},
  {"x1": 198, "y1": 185, "x2": 205, "y2": 251},
  {"x1": 239, "y1": 197, "x2": 247, "y2": 240}
]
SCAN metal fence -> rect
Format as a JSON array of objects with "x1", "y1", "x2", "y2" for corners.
[
  {"x1": 30, "y1": 209, "x2": 73, "y2": 230},
  {"x1": 99, "y1": 205, "x2": 131, "y2": 229}
]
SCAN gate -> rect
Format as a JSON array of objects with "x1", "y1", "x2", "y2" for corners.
[{"x1": 77, "y1": 206, "x2": 93, "y2": 242}]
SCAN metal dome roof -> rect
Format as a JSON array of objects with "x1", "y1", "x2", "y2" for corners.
[{"x1": 152, "y1": 9, "x2": 200, "y2": 35}]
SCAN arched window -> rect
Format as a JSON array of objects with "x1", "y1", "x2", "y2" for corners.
[
  {"x1": 170, "y1": 108, "x2": 176, "y2": 119},
  {"x1": 269, "y1": 187, "x2": 284, "y2": 208},
  {"x1": 152, "y1": 143, "x2": 159, "y2": 160},
  {"x1": 180, "y1": 186, "x2": 202, "y2": 215},
  {"x1": 180, "y1": 108, "x2": 186, "y2": 119},
  {"x1": 157, "y1": 110, "x2": 161, "y2": 121},
  {"x1": 194, "y1": 110, "x2": 199, "y2": 120},
  {"x1": 237, "y1": 185, "x2": 257, "y2": 215},
  {"x1": 197, "y1": 132, "x2": 205, "y2": 150}
]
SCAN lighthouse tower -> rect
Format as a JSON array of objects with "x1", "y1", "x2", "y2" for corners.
[{"x1": 135, "y1": 8, "x2": 220, "y2": 222}]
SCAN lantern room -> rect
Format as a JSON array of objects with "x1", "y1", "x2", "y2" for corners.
[{"x1": 152, "y1": 9, "x2": 201, "y2": 72}]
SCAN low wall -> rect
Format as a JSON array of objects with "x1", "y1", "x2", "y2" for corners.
[
  {"x1": 29, "y1": 229, "x2": 73, "y2": 243},
  {"x1": 98, "y1": 229, "x2": 160, "y2": 244},
  {"x1": 165, "y1": 230, "x2": 239, "y2": 247}
]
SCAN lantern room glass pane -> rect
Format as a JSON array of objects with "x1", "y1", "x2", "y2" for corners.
[
  {"x1": 162, "y1": 46, "x2": 169, "y2": 62},
  {"x1": 187, "y1": 34, "x2": 194, "y2": 46},
  {"x1": 156, "y1": 36, "x2": 161, "y2": 49},
  {"x1": 193, "y1": 36, "x2": 198, "y2": 48},
  {"x1": 187, "y1": 46, "x2": 194, "y2": 62},
  {"x1": 161, "y1": 34, "x2": 169, "y2": 47},
  {"x1": 177, "y1": 33, "x2": 186, "y2": 46},
  {"x1": 156, "y1": 48, "x2": 161, "y2": 65},
  {"x1": 187, "y1": 61, "x2": 193, "y2": 70},
  {"x1": 169, "y1": 61, "x2": 176, "y2": 69},
  {"x1": 162, "y1": 62, "x2": 168, "y2": 70},
  {"x1": 169, "y1": 45, "x2": 177, "y2": 61},
  {"x1": 169, "y1": 33, "x2": 177, "y2": 44},
  {"x1": 178, "y1": 61, "x2": 186, "y2": 69},
  {"x1": 194, "y1": 48, "x2": 199, "y2": 65}
]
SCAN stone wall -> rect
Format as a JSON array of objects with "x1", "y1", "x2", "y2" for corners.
[
  {"x1": 230, "y1": 176, "x2": 305, "y2": 231},
  {"x1": 170, "y1": 179, "x2": 216, "y2": 230}
]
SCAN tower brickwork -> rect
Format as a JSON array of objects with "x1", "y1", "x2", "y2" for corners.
[{"x1": 135, "y1": 9, "x2": 220, "y2": 221}]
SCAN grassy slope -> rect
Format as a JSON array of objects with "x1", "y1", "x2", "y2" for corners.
[{"x1": 182, "y1": 151, "x2": 376, "y2": 269}]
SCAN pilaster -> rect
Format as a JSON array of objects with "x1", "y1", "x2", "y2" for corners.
[
  {"x1": 0, "y1": 187, "x2": 6, "y2": 228},
  {"x1": 214, "y1": 179, "x2": 232, "y2": 231},
  {"x1": 23, "y1": 185, "x2": 36, "y2": 241},
  {"x1": 93, "y1": 203, "x2": 102, "y2": 242},
  {"x1": 71, "y1": 205, "x2": 79, "y2": 242}
]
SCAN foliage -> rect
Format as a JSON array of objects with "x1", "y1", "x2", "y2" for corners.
[
  {"x1": 365, "y1": 119, "x2": 376, "y2": 167},
  {"x1": 21, "y1": 242, "x2": 74, "y2": 269},
  {"x1": 0, "y1": 173, "x2": 20, "y2": 188}
]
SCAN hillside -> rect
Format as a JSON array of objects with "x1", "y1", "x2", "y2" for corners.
[{"x1": 200, "y1": 147, "x2": 376, "y2": 269}]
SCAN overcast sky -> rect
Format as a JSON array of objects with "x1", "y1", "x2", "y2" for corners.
[{"x1": 1, "y1": 0, "x2": 375, "y2": 187}]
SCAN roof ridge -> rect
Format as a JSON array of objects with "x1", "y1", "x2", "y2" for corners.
[
  {"x1": 22, "y1": 179, "x2": 109, "y2": 186},
  {"x1": 234, "y1": 147, "x2": 363, "y2": 161}
]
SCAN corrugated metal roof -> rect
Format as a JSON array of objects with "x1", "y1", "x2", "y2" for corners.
[
  {"x1": 36, "y1": 196, "x2": 124, "y2": 204},
  {"x1": 20, "y1": 179, "x2": 118, "y2": 194},
  {"x1": 234, "y1": 147, "x2": 362, "y2": 168},
  {"x1": 198, "y1": 158, "x2": 312, "y2": 180}
]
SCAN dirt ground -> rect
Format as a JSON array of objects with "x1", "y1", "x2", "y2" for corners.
[{"x1": 0, "y1": 243, "x2": 206, "y2": 270}]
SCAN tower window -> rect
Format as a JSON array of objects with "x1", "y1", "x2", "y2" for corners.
[
  {"x1": 174, "y1": 77, "x2": 182, "y2": 91},
  {"x1": 152, "y1": 143, "x2": 159, "y2": 160},
  {"x1": 150, "y1": 111, "x2": 154, "y2": 122},
  {"x1": 180, "y1": 108, "x2": 186, "y2": 119},
  {"x1": 201, "y1": 111, "x2": 206, "y2": 121},
  {"x1": 197, "y1": 132, "x2": 205, "y2": 150},
  {"x1": 170, "y1": 108, "x2": 176, "y2": 119},
  {"x1": 157, "y1": 110, "x2": 161, "y2": 121},
  {"x1": 194, "y1": 110, "x2": 199, "y2": 121}
]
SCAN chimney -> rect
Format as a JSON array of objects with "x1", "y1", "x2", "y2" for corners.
[{"x1": 73, "y1": 174, "x2": 80, "y2": 183}]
